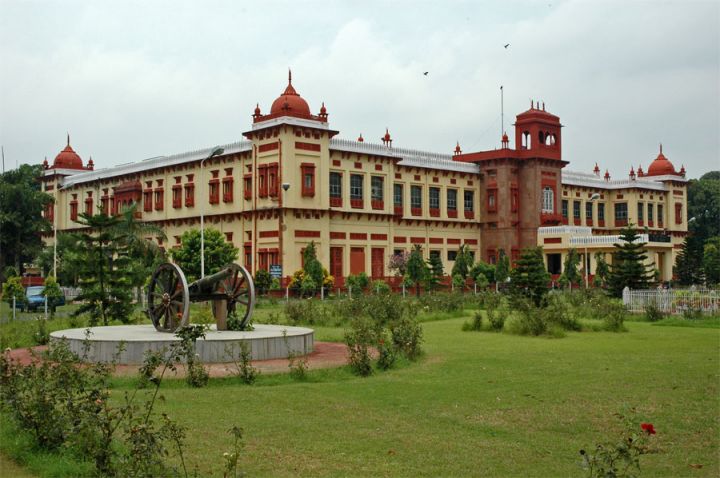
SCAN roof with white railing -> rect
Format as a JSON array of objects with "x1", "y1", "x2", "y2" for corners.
[
  {"x1": 60, "y1": 141, "x2": 252, "y2": 189},
  {"x1": 561, "y1": 170, "x2": 672, "y2": 191},
  {"x1": 329, "y1": 138, "x2": 479, "y2": 174}
]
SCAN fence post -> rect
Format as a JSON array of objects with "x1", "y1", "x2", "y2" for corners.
[
  {"x1": 44, "y1": 295, "x2": 48, "y2": 320},
  {"x1": 349, "y1": 286, "x2": 352, "y2": 299},
  {"x1": 321, "y1": 286, "x2": 324, "y2": 301},
  {"x1": 474, "y1": 283, "x2": 477, "y2": 296},
  {"x1": 402, "y1": 283, "x2": 406, "y2": 298},
  {"x1": 12, "y1": 296, "x2": 16, "y2": 321},
  {"x1": 285, "y1": 286, "x2": 289, "y2": 302}
]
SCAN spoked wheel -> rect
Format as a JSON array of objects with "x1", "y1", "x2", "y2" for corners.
[
  {"x1": 147, "y1": 263, "x2": 190, "y2": 332},
  {"x1": 215, "y1": 264, "x2": 255, "y2": 329}
]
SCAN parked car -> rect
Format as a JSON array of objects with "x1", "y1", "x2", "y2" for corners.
[{"x1": 18, "y1": 286, "x2": 66, "y2": 312}]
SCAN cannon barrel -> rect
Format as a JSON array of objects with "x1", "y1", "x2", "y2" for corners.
[{"x1": 189, "y1": 266, "x2": 235, "y2": 292}]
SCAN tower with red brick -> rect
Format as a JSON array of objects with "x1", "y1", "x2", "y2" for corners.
[{"x1": 454, "y1": 101, "x2": 567, "y2": 263}]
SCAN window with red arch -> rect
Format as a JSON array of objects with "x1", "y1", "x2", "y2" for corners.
[
  {"x1": 301, "y1": 163, "x2": 316, "y2": 197},
  {"x1": 675, "y1": 203, "x2": 683, "y2": 224}
]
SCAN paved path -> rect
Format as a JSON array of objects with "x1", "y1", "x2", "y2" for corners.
[{"x1": 4, "y1": 341, "x2": 349, "y2": 378}]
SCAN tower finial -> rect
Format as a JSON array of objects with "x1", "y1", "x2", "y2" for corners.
[
  {"x1": 288, "y1": 68, "x2": 292, "y2": 85},
  {"x1": 67, "y1": 133, "x2": 70, "y2": 146},
  {"x1": 659, "y1": 142, "x2": 662, "y2": 154}
]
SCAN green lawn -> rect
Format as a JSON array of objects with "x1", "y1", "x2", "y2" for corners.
[
  {"x1": 134, "y1": 317, "x2": 719, "y2": 476},
  {"x1": 3, "y1": 302, "x2": 719, "y2": 477}
]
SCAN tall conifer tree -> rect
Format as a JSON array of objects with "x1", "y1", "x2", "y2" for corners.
[{"x1": 607, "y1": 225, "x2": 655, "y2": 297}]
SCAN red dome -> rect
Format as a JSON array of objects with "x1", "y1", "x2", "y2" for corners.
[
  {"x1": 646, "y1": 144, "x2": 677, "y2": 176},
  {"x1": 269, "y1": 71, "x2": 311, "y2": 117},
  {"x1": 52, "y1": 138, "x2": 84, "y2": 170}
]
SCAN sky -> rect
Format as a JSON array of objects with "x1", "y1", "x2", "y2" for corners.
[{"x1": 0, "y1": 0, "x2": 718, "y2": 178}]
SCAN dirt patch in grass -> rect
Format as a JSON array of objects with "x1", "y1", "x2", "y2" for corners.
[{"x1": 4, "y1": 342, "x2": 349, "y2": 378}]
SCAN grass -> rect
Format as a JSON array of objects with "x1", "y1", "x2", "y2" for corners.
[{"x1": 2, "y1": 300, "x2": 718, "y2": 477}]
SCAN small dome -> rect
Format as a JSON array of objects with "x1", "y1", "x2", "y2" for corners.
[
  {"x1": 646, "y1": 144, "x2": 678, "y2": 176},
  {"x1": 253, "y1": 103, "x2": 261, "y2": 116},
  {"x1": 357, "y1": 133, "x2": 364, "y2": 142},
  {"x1": 320, "y1": 102, "x2": 327, "y2": 115},
  {"x1": 52, "y1": 136, "x2": 84, "y2": 170},
  {"x1": 269, "y1": 71, "x2": 311, "y2": 117},
  {"x1": 454, "y1": 142, "x2": 462, "y2": 154},
  {"x1": 383, "y1": 128, "x2": 392, "y2": 142}
]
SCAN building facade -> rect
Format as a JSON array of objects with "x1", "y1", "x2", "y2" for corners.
[{"x1": 40, "y1": 74, "x2": 689, "y2": 284}]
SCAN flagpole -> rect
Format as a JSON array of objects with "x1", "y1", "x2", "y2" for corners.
[{"x1": 500, "y1": 86, "x2": 504, "y2": 139}]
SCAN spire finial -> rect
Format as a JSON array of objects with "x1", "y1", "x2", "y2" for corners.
[
  {"x1": 67, "y1": 133, "x2": 70, "y2": 146},
  {"x1": 288, "y1": 68, "x2": 292, "y2": 85},
  {"x1": 659, "y1": 142, "x2": 662, "y2": 154}
]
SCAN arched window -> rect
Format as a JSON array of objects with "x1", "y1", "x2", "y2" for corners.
[
  {"x1": 542, "y1": 187, "x2": 554, "y2": 213},
  {"x1": 522, "y1": 131, "x2": 531, "y2": 149}
]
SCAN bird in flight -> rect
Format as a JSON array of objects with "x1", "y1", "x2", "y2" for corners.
[
  {"x1": 504, "y1": 43, "x2": 510, "y2": 49},
  {"x1": 423, "y1": 71, "x2": 429, "y2": 76}
]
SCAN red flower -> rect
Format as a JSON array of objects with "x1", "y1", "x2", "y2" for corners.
[{"x1": 641, "y1": 423, "x2": 656, "y2": 435}]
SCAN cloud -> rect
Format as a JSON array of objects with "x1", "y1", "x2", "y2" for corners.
[{"x1": 0, "y1": 0, "x2": 717, "y2": 177}]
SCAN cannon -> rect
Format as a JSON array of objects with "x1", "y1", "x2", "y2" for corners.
[{"x1": 146, "y1": 263, "x2": 255, "y2": 332}]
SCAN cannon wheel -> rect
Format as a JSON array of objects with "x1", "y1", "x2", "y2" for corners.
[
  {"x1": 216, "y1": 264, "x2": 255, "y2": 329},
  {"x1": 147, "y1": 263, "x2": 190, "y2": 332}
]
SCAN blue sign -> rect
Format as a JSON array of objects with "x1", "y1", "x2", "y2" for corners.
[{"x1": 269, "y1": 264, "x2": 283, "y2": 279}]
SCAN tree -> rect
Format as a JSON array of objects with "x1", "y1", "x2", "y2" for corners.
[
  {"x1": 42, "y1": 276, "x2": 63, "y2": 317},
  {"x1": 509, "y1": 247, "x2": 551, "y2": 307},
  {"x1": 495, "y1": 249, "x2": 510, "y2": 292},
  {"x1": 406, "y1": 245, "x2": 429, "y2": 297},
  {"x1": 703, "y1": 237, "x2": 720, "y2": 286},
  {"x1": 302, "y1": 241, "x2": 324, "y2": 292},
  {"x1": 72, "y1": 212, "x2": 135, "y2": 325},
  {"x1": 254, "y1": 269, "x2": 272, "y2": 296},
  {"x1": 2, "y1": 275, "x2": 26, "y2": 307},
  {"x1": 36, "y1": 232, "x2": 84, "y2": 286},
  {"x1": 387, "y1": 251, "x2": 409, "y2": 277},
  {"x1": 674, "y1": 236, "x2": 705, "y2": 286},
  {"x1": 0, "y1": 164, "x2": 52, "y2": 283},
  {"x1": 451, "y1": 245, "x2": 472, "y2": 280},
  {"x1": 470, "y1": 261, "x2": 495, "y2": 285},
  {"x1": 559, "y1": 248, "x2": 582, "y2": 290},
  {"x1": 593, "y1": 252, "x2": 610, "y2": 288},
  {"x1": 606, "y1": 224, "x2": 655, "y2": 297},
  {"x1": 114, "y1": 203, "x2": 167, "y2": 293},
  {"x1": 687, "y1": 171, "x2": 720, "y2": 244},
  {"x1": 169, "y1": 228, "x2": 239, "y2": 283},
  {"x1": 426, "y1": 253, "x2": 444, "y2": 290}
]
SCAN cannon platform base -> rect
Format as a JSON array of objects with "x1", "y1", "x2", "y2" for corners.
[{"x1": 49, "y1": 324, "x2": 314, "y2": 364}]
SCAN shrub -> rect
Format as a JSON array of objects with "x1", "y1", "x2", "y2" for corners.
[
  {"x1": 390, "y1": 314, "x2": 423, "y2": 360},
  {"x1": 254, "y1": 269, "x2": 272, "y2": 296},
  {"x1": 369, "y1": 279, "x2": 391, "y2": 295},
  {"x1": 33, "y1": 317, "x2": 50, "y2": 345},
  {"x1": 544, "y1": 295, "x2": 581, "y2": 331},
  {"x1": 346, "y1": 272, "x2": 369, "y2": 293},
  {"x1": 2, "y1": 276, "x2": 25, "y2": 307},
  {"x1": 288, "y1": 353, "x2": 308, "y2": 381},
  {"x1": 175, "y1": 325, "x2": 210, "y2": 387},
  {"x1": 602, "y1": 301, "x2": 627, "y2": 332},
  {"x1": 225, "y1": 343, "x2": 258, "y2": 385},
  {"x1": 510, "y1": 298, "x2": 547, "y2": 336},
  {"x1": 363, "y1": 293, "x2": 405, "y2": 328},
  {"x1": 485, "y1": 293, "x2": 508, "y2": 332},
  {"x1": 452, "y1": 273, "x2": 465, "y2": 291},
  {"x1": 418, "y1": 292, "x2": 464, "y2": 313},
  {"x1": 344, "y1": 317, "x2": 376, "y2": 376},
  {"x1": 644, "y1": 301, "x2": 666, "y2": 322},
  {"x1": 284, "y1": 299, "x2": 337, "y2": 326},
  {"x1": 682, "y1": 305, "x2": 703, "y2": 320},
  {"x1": 462, "y1": 311, "x2": 483, "y2": 331},
  {"x1": 376, "y1": 332, "x2": 397, "y2": 371}
]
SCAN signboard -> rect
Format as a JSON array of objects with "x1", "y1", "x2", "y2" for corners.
[{"x1": 269, "y1": 264, "x2": 283, "y2": 279}]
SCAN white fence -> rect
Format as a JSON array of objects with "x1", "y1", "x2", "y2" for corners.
[{"x1": 622, "y1": 287, "x2": 720, "y2": 314}]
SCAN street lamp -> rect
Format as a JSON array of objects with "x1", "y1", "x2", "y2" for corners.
[
  {"x1": 585, "y1": 193, "x2": 600, "y2": 288},
  {"x1": 200, "y1": 146, "x2": 224, "y2": 279}
]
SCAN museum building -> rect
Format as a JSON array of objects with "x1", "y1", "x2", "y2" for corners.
[{"x1": 40, "y1": 73, "x2": 689, "y2": 285}]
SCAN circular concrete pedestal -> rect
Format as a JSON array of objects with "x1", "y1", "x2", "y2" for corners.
[{"x1": 49, "y1": 324, "x2": 314, "y2": 364}]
